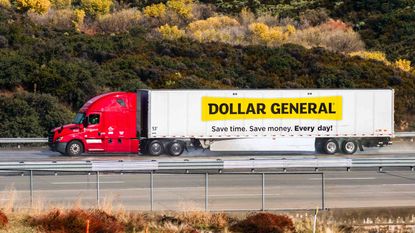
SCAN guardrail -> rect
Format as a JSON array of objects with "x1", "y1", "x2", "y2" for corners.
[
  {"x1": 0, "y1": 157, "x2": 414, "y2": 172},
  {"x1": 0, "y1": 132, "x2": 414, "y2": 144}
]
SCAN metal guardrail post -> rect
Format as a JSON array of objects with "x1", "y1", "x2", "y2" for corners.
[
  {"x1": 150, "y1": 171, "x2": 154, "y2": 211},
  {"x1": 205, "y1": 172, "x2": 208, "y2": 211},
  {"x1": 321, "y1": 173, "x2": 325, "y2": 210},
  {"x1": 96, "y1": 171, "x2": 100, "y2": 206},
  {"x1": 262, "y1": 173, "x2": 265, "y2": 211},
  {"x1": 30, "y1": 170, "x2": 33, "y2": 208}
]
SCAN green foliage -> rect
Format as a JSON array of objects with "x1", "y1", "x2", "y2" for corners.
[
  {"x1": 0, "y1": 8, "x2": 414, "y2": 136},
  {"x1": 0, "y1": 93, "x2": 73, "y2": 137},
  {"x1": 80, "y1": 0, "x2": 112, "y2": 16}
]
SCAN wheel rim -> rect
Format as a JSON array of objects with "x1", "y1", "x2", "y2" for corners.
[
  {"x1": 345, "y1": 141, "x2": 355, "y2": 152},
  {"x1": 70, "y1": 144, "x2": 80, "y2": 155},
  {"x1": 170, "y1": 142, "x2": 182, "y2": 155},
  {"x1": 150, "y1": 142, "x2": 162, "y2": 154},
  {"x1": 326, "y1": 142, "x2": 337, "y2": 153}
]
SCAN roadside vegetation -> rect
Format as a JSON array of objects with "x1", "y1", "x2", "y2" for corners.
[
  {"x1": 1, "y1": 207, "x2": 415, "y2": 233},
  {"x1": 0, "y1": 0, "x2": 415, "y2": 137}
]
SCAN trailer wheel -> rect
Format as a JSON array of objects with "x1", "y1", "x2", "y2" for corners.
[
  {"x1": 167, "y1": 141, "x2": 185, "y2": 156},
  {"x1": 323, "y1": 139, "x2": 338, "y2": 154},
  {"x1": 148, "y1": 140, "x2": 164, "y2": 156},
  {"x1": 66, "y1": 140, "x2": 83, "y2": 156},
  {"x1": 341, "y1": 140, "x2": 357, "y2": 154}
]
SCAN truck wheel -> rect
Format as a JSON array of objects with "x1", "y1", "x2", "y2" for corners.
[
  {"x1": 341, "y1": 140, "x2": 357, "y2": 154},
  {"x1": 167, "y1": 141, "x2": 184, "y2": 156},
  {"x1": 148, "y1": 140, "x2": 164, "y2": 156},
  {"x1": 323, "y1": 139, "x2": 338, "y2": 154},
  {"x1": 66, "y1": 141, "x2": 83, "y2": 156}
]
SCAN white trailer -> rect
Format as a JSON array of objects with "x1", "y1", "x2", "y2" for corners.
[{"x1": 137, "y1": 89, "x2": 394, "y2": 155}]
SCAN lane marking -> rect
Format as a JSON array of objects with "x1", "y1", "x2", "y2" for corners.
[
  {"x1": 308, "y1": 177, "x2": 376, "y2": 180},
  {"x1": 51, "y1": 181, "x2": 125, "y2": 185}
]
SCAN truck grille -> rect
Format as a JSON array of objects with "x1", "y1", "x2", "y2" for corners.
[{"x1": 48, "y1": 131, "x2": 54, "y2": 148}]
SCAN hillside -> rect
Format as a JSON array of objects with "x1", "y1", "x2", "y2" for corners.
[{"x1": 0, "y1": 0, "x2": 414, "y2": 137}]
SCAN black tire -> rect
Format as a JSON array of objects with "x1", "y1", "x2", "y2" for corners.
[
  {"x1": 323, "y1": 139, "x2": 338, "y2": 154},
  {"x1": 66, "y1": 140, "x2": 83, "y2": 156},
  {"x1": 167, "y1": 141, "x2": 185, "y2": 156},
  {"x1": 148, "y1": 140, "x2": 164, "y2": 156},
  {"x1": 341, "y1": 140, "x2": 357, "y2": 154}
]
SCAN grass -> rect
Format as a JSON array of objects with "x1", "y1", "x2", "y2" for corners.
[{"x1": 0, "y1": 192, "x2": 414, "y2": 232}]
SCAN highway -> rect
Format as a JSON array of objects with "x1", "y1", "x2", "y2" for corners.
[
  {"x1": 0, "y1": 141, "x2": 414, "y2": 162},
  {"x1": 0, "y1": 170, "x2": 414, "y2": 211}
]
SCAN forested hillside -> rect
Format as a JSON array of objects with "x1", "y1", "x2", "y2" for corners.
[{"x1": 0, "y1": 0, "x2": 414, "y2": 137}]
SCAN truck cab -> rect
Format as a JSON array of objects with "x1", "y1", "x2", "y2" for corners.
[{"x1": 49, "y1": 92, "x2": 138, "y2": 156}]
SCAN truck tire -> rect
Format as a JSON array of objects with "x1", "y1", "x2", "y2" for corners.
[
  {"x1": 341, "y1": 140, "x2": 357, "y2": 154},
  {"x1": 66, "y1": 140, "x2": 83, "y2": 156},
  {"x1": 167, "y1": 141, "x2": 185, "y2": 156},
  {"x1": 148, "y1": 140, "x2": 164, "y2": 156},
  {"x1": 323, "y1": 139, "x2": 338, "y2": 154}
]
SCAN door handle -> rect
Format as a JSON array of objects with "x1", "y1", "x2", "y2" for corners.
[{"x1": 98, "y1": 132, "x2": 101, "y2": 136}]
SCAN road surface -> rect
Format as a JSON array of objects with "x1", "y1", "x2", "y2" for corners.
[
  {"x1": 0, "y1": 170, "x2": 414, "y2": 211},
  {"x1": 0, "y1": 141, "x2": 414, "y2": 162}
]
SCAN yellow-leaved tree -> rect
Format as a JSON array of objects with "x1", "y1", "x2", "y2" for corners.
[
  {"x1": 143, "y1": 3, "x2": 166, "y2": 18},
  {"x1": 166, "y1": 0, "x2": 193, "y2": 19},
  {"x1": 249, "y1": 22, "x2": 290, "y2": 46},
  {"x1": 15, "y1": 0, "x2": 51, "y2": 14},
  {"x1": 158, "y1": 24, "x2": 185, "y2": 40}
]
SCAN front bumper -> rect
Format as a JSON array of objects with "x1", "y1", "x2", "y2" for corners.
[{"x1": 49, "y1": 142, "x2": 67, "y2": 154}]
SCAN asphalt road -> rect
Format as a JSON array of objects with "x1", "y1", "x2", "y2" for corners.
[
  {"x1": 0, "y1": 170, "x2": 414, "y2": 211},
  {"x1": 0, "y1": 140, "x2": 414, "y2": 162}
]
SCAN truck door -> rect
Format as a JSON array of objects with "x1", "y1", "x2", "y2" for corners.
[{"x1": 84, "y1": 112, "x2": 105, "y2": 152}]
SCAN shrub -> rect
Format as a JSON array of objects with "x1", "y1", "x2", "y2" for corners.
[
  {"x1": 394, "y1": 59, "x2": 412, "y2": 72},
  {"x1": 293, "y1": 22, "x2": 365, "y2": 53},
  {"x1": 0, "y1": 210, "x2": 8, "y2": 228},
  {"x1": 299, "y1": 8, "x2": 329, "y2": 27},
  {"x1": 231, "y1": 213, "x2": 296, "y2": 233},
  {"x1": 249, "y1": 22, "x2": 290, "y2": 46},
  {"x1": 158, "y1": 24, "x2": 185, "y2": 40},
  {"x1": 97, "y1": 8, "x2": 141, "y2": 34},
  {"x1": 28, "y1": 9, "x2": 74, "y2": 31},
  {"x1": 0, "y1": 0, "x2": 11, "y2": 9},
  {"x1": 349, "y1": 51, "x2": 389, "y2": 64},
  {"x1": 27, "y1": 209, "x2": 124, "y2": 233},
  {"x1": 80, "y1": 0, "x2": 112, "y2": 17},
  {"x1": 50, "y1": 0, "x2": 70, "y2": 9},
  {"x1": 143, "y1": 2, "x2": 166, "y2": 18},
  {"x1": 73, "y1": 8, "x2": 85, "y2": 30},
  {"x1": 187, "y1": 16, "x2": 242, "y2": 43},
  {"x1": 14, "y1": 0, "x2": 51, "y2": 14},
  {"x1": 166, "y1": 0, "x2": 193, "y2": 19}
]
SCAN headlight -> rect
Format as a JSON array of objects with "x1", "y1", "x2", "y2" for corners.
[{"x1": 56, "y1": 136, "x2": 63, "y2": 142}]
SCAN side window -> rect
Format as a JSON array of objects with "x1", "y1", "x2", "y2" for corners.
[
  {"x1": 116, "y1": 98, "x2": 126, "y2": 107},
  {"x1": 88, "y1": 114, "x2": 100, "y2": 125}
]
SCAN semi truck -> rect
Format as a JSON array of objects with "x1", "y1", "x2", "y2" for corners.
[{"x1": 49, "y1": 89, "x2": 394, "y2": 156}]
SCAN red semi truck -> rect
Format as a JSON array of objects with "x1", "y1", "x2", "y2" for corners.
[{"x1": 49, "y1": 89, "x2": 394, "y2": 156}]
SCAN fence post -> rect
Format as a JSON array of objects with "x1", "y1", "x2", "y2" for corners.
[
  {"x1": 205, "y1": 173, "x2": 208, "y2": 211},
  {"x1": 29, "y1": 170, "x2": 33, "y2": 208},
  {"x1": 150, "y1": 171, "x2": 154, "y2": 211},
  {"x1": 321, "y1": 173, "x2": 325, "y2": 210},
  {"x1": 262, "y1": 173, "x2": 265, "y2": 211},
  {"x1": 96, "y1": 171, "x2": 100, "y2": 206}
]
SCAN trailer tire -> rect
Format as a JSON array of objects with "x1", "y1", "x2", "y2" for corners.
[
  {"x1": 341, "y1": 140, "x2": 357, "y2": 154},
  {"x1": 323, "y1": 139, "x2": 338, "y2": 154},
  {"x1": 66, "y1": 140, "x2": 83, "y2": 156},
  {"x1": 148, "y1": 140, "x2": 164, "y2": 156},
  {"x1": 167, "y1": 141, "x2": 185, "y2": 156}
]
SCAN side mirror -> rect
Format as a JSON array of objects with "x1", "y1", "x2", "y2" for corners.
[{"x1": 83, "y1": 117, "x2": 88, "y2": 128}]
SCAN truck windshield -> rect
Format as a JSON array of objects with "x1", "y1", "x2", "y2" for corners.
[{"x1": 72, "y1": 113, "x2": 85, "y2": 124}]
